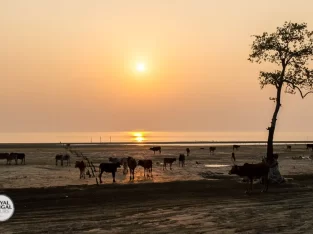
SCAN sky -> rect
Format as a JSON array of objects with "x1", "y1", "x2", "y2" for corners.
[{"x1": 1, "y1": 0, "x2": 313, "y2": 134}]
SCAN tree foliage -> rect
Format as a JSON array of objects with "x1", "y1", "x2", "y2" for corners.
[{"x1": 249, "y1": 22, "x2": 313, "y2": 98}]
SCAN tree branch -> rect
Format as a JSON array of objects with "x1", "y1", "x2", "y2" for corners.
[{"x1": 283, "y1": 79, "x2": 313, "y2": 98}]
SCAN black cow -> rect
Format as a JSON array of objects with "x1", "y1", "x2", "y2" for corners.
[
  {"x1": 307, "y1": 144, "x2": 313, "y2": 151},
  {"x1": 178, "y1": 154, "x2": 185, "y2": 167},
  {"x1": 229, "y1": 162, "x2": 269, "y2": 193},
  {"x1": 0, "y1": 153, "x2": 9, "y2": 164},
  {"x1": 209, "y1": 147, "x2": 216, "y2": 154},
  {"x1": 99, "y1": 162, "x2": 121, "y2": 183},
  {"x1": 233, "y1": 145, "x2": 240, "y2": 151},
  {"x1": 150, "y1": 146, "x2": 161, "y2": 154},
  {"x1": 16, "y1": 153, "x2": 26, "y2": 165},
  {"x1": 127, "y1": 157, "x2": 137, "y2": 180},
  {"x1": 286, "y1": 145, "x2": 292, "y2": 151},
  {"x1": 163, "y1": 158, "x2": 176, "y2": 170},
  {"x1": 55, "y1": 154, "x2": 70, "y2": 166}
]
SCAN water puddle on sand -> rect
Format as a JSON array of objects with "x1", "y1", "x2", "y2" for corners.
[{"x1": 205, "y1": 164, "x2": 230, "y2": 168}]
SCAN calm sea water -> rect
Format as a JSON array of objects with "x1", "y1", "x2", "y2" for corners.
[{"x1": 0, "y1": 131, "x2": 312, "y2": 143}]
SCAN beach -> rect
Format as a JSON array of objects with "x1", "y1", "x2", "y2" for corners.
[{"x1": 1, "y1": 144, "x2": 313, "y2": 233}]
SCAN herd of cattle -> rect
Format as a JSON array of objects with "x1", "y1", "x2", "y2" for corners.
[
  {"x1": 0, "y1": 152, "x2": 26, "y2": 165},
  {"x1": 74, "y1": 147, "x2": 190, "y2": 184},
  {"x1": 2, "y1": 144, "x2": 313, "y2": 193}
]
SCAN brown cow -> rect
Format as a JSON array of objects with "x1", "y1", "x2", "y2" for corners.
[
  {"x1": 0, "y1": 153, "x2": 9, "y2": 164},
  {"x1": 127, "y1": 157, "x2": 137, "y2": 180},
  {"x1": 229, "y1": 162, "x2": 269, "y2": 193},
  {"x1": 7, "y1": 153, "x2": 17, "y2": 165},
  {"x1": 163, "y1": 158, "x2": 176, "y2": 170},
  {"x1": 138, "y1": 159, "x2": 153, "y2": 177},
  {"x1": 75, "y1": 161, "x2": 86, "y2": 179},
  {"x1": 178, "y1": 154, "x2": 185, "y2": 167}
]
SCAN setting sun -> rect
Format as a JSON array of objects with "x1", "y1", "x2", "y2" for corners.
[
  {"x1": 136, "y1": 62, "x2": 146, "y2": 72},
  {"x1": 133, "y1": 132, "x2": 145, "y2": 142}
]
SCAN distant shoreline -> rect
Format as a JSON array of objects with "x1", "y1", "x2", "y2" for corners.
[{"x1": 0, "y1": 140, "x2": 313, "y2": 148}]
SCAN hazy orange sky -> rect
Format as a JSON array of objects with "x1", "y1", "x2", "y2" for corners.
[{"x1": 1, "y1": 0, "x2": 313, "y2": 133}]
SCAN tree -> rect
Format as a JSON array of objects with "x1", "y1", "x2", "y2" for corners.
[{"x1": 249, "y1": 22, "x2": 313, "y2": 161}]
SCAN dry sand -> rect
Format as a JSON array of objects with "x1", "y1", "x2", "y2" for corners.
[{"x1": 1, "y1": 144, "x2": 313, "y2": 233}]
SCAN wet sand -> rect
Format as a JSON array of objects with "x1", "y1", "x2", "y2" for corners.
[{"x1": 1, "y1": 144, "x2": 313, "y2": 233}]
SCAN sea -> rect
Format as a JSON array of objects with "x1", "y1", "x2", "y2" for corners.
[{"x1": 0, "y1": 131, "x2": 312, "y2": 144}]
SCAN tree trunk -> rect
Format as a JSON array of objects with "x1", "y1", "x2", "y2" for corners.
[{"x1": 266, "y1": 85, "x2": 282, "y2": 161}]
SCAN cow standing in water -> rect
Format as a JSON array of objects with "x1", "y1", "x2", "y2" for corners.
[{"x1": 186, "y1": 148, "x2": 190, "y2": 156}]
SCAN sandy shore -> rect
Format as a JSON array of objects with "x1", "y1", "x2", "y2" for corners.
[{"x1": 1, "y1": 144, "x2": 313, "y2": 233}]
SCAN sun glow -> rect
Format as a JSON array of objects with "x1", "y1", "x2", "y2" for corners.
[
  {"x1": 133, "y1": 132, "x2": 145, "y2": 142},
  {"x1": 136, "y1": 62, "x2": 146, "y2": 72}
]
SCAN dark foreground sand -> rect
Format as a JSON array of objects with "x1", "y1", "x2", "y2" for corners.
[{"x1": 2, "y1": 174, "x2": 313, "y2": 234}]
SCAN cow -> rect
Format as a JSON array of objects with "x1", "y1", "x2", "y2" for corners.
[
  {"x1": 163, "y1": 158, "x2": 176, "y2": 170},
  {"x1": 7, "y1": 153, "x2": 17, "y2": 165},
  {"x1": 75, "y1": 161, "x2": 86, "y2": 179},
  {"x1": 286, "y1": 145, "x2": 292, "y2": 151},
  {"x1": 16, "y1": 153, "x2": 26, "y2": 165},
  {"x1": 55, "y1": 154, "x2": 63, "y2": 166},
  {"x1": 150, "y1": 146, "x2": 161, "y2": 154},
  {"x1": 55, "y1": 154, "x2": 70, "y2": 166},
  {"x1": 178, "y1": 154, "x2": 185, "y2": 167},
  {"x1": 209, "y1": 147, "x2": 216, "y2": 154},
  {"x1": 0, "y1": 153, "x2": 9, "y2": 164},
  {"x1": 63, "y1": 154, "x2": 70, "y2": 166},
  {"x1": 229, "y1": 162, "x2": 269, "y2": 193},
  {"x1": 186, "y1": 148, "x2": 190, "y2": 156},
  {"x1": 233, "y1": 145, "x2": 240, "y2": 151},
  {"x1": 138, "y1": 159, "x2": 153, "y2": 177},
  {"x1": 127, "y1": 157, "x2": 137, "y2": 180},
  {"x1": 307, "y1": 144, "x2": 313, "y2": 151},
  {"x1": 98, "y1": 162, "x2": 121, "y2": 183}
]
